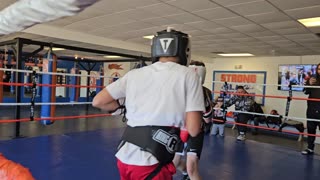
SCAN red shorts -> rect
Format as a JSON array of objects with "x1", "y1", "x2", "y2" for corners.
[{"x1": 117, "y1": 159, "x2": 176, "y2": 180}]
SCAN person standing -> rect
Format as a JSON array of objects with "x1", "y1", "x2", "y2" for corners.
[
  {"x1": 92, "y1": 28, "x2": 204, "y2": 179},
  {"x1": 173, "y1": 60, "x2": 213, "y2": 180},
  {"x1": 302, "y1": 63, "x2": 320, "y2": 155},
  {"x1": 225, "y1": 86, "x2": 255, "y2": 141}
]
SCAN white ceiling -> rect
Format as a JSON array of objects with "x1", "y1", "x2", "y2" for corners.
[{"x1": 1, "y1": 0, "x2": 320, "y2": 59}]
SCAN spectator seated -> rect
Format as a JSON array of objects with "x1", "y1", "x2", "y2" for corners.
[{"x1": 225, "y1": 108, "x2": 305, "y2": 141}]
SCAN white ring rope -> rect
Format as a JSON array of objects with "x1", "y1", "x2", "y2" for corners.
[
  {"x1": 212, "y1": 80, "x2": 320, "y2": 89},
  {"x1": 0, "y1": 102, "x2": 92, "y2": 106},
  {"x1": 0, "y1": 67, "x2": 118, "y2": 79}
]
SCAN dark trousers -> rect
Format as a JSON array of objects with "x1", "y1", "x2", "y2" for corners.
[
  {"x1": 253, "y1": 116, "x2": 266, "y2": 133},
  {"x1": 306, "y1": 109, "x2": 320, "y2": 150},
  {"x1": 235, "y1": 113, "x2": 252, "y2": 135}
]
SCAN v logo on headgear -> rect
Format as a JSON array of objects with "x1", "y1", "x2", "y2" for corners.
[{"x1": 160, "y1": 38, "x2": 174, "y2": 53}]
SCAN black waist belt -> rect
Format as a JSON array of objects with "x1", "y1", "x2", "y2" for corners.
[{"x1": 118, "y1": 125, "x2": 181, "y2": 165}]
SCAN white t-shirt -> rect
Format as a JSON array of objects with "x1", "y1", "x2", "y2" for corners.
[{"x1": 107, "y1": 61, "x2": 205, "y2": 165}]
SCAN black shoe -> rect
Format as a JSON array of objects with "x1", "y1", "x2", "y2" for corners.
[
  {"x1": 301, "y1": 149, "x2": 314, "y2": 155},
  {"x1": 182, "y1": 174, "x2": 190, "y2": 180}
]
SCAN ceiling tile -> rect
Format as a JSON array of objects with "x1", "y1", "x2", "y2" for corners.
[
  {"x1": 126, "y1": 37, "x2": 151, "y2": 44},
  {"x1": 274, "y1": 43, "x2": 302, "y2": 48},
  {"x1": 219, "y1": 33, "x2": 248, "y2": 38},
  {"x1": 193, "y1": 7, "x2": 237, "y2": 20},
  {"x1": 228, "y1": 1, "x2": 277, "y2": 16},
  {"x1": 268, "y1": 0, "x2": 320, "y2": 10},
  {"x1": 123, "y1": 0, "x2": 160, "y2": 8},
  {"x1": 91, "y1": 22, "x2": 155, "y2": 39},
  {"x1": 65, "y1": 25, "x2": 96, "y2": 32},
  {"x1": 231, "y1": 37, "x2": 259, "y2": 42},
  {"x1": 272, "y1": 28, "x2": 310, "y2": 35},
  {"x1": 220, "y1": 42, "x2": 244, "y2": 47},
  {"x1": 246, "y1": 12, "x2": 291, "y2": 24},
  {"x1": 139, "y1": 3, "x2": 185, "y2": 16},
  {"x1": 210, "y1": 39, "x2": 236, "y2": 43},
  {"x1": 76, "y1": 7, "x2": 107, "y2": 19},
  {"x1": 46, "y1": 19, "x2": 75, "y2": 27},
  {"x1": 0, "y1": 0, "x2": 15, "y2": 10},
  {"x1": 285, "y1": 5, "x2": 320, "y2": 19},
  {"x1": 115, "y1": 9, "x2": 160, "y2": 21},
  {"x1": 68, "y1": 13, "x2": 136, "y2": 29},
  {"x1": 267, "y1": 40, "x2": 297, "y2": 46},
  {"x1": 83, "y1": 0, "x2": 132, "y2": 14},
  {"x1": 247, "y1": 30, "x2": 276, "y2": 37},
  {"x1": 249, "y1": 45, "x2": 273, "y2": 49},
  {"x1": 185, "y1": 21, "x2": 221, "y2": 30},
  {"x1": 192, "y1": 41, "x2": 212, "y2": 45},
  {"x1": 284, "y1": 33, "x2": 319, "y2": 40},
  {"x1": 231, "y1": 24, "x2": 266, "y2": 33},
  {"x1": 255, "y1": 35, "x2": 287, "y2": 41},
  {"x1": 262, "y1": 21, "x2": 305, "y2": 30},
  {"x1": 309, "y1": 27, "x2": 320, "y2": 33},
  {"x1": 302, "y1": 42, "x2": 320, "y2": 47},
  {"x1": 183, "y1": 30, "x2": 211, "y2": 36},
  {"x1": 159, "y1": 24, "x2": 195, "y2": 32},
  {"x1": 243, "y1": 41, "x2": 269, "y2": 46},
  {"x1": 210, "y1": 0, "x2": 260, "y2": 6},
  {"x1": 213, "y1": 16, "x2": 252, "y2": 27},
  {"x1": 165, "y1": 13, "x2": 204, "y2": 23},
  {"x1": 141, "y1": 17, "x2": 174, "y2": 26},
  {"x1": 2, "y1": 0, "x2": 320, "y2": 57},
  {"x1": 293, "y1": 38, "x2": 320, "y2": 43},
  {"x1": 166, "y1": 0, "x2": 218, "y2": 11},
  {"x1": 203, "y1": 27, "x2": 235, "y2": 34},
  {"x1": 195, "y1": 34, "x2": 226, "y2": 40}
]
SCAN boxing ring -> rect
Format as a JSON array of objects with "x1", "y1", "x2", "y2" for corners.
[
  {"x1": 0, "y1": 127, "x2": 319, "y2": 180},
  {"x1": 0, "y1": 43, "x2": 320, "y2": 179}
]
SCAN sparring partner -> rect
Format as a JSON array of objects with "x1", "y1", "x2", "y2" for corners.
[
  {"x1": 173, "y1": 61, "x2": 213, "y2": 180},
  {"x1": 225, "y1": 86, "x2": 255, "y2": 141},
  {"x1": 92, "y1": 28, "x2": 204, "y2": 180},
  {"x1": 302, "y1": 63, "x2": 320, "y2": 155}
]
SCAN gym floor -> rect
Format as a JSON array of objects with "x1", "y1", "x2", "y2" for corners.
[{"x1": 0, "y1": 105, "x2": 319, "y2": 180}]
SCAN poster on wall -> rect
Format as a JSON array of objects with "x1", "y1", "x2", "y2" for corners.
[
  {"x1": 213, "y1": 71, "x2": 267, "y2": 105},
  {"x1": 103, "y1": 62, "x2": 131, "y2": 85}
]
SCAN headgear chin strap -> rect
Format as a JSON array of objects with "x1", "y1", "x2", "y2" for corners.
[
  {"x1": 151, "y1": 28, "x2": 191, "y2": 66},
  {"x1": 189, "y1": 65, "x2": 206, "y2": 85}
]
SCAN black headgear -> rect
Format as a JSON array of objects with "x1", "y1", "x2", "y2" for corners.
[{"x1": 151, "y1": 28, "x2": 190, "y2": 66}]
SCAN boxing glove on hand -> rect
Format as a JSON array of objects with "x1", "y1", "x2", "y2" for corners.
[
  {"x1": 109, "y1": 98, "x2": 126, "y2": 115},
  {"x1": 180, "y1": 129, "x2": 189, "y2": 143}
]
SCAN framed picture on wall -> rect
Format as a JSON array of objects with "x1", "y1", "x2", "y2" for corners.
[{"x1": 213, "y1": 71, "x2": 267, "y2": 105}]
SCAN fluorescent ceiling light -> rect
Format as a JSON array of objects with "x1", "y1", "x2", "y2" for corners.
[
  {"x1": 103, "y1": 55, "x2": 122, "y2": 59},
  {"x1": 44, "y1": 47, "x2": 66, "y2": 51},
  {"x1": 217, "y1": 53, "x2": 254, "y2": 57},
  {"x1": 143, "y1": 35, "x2": 154, "y2": 39},
  {"x1": 298, "y1": 17, "x2": 320, "y2": 27}
]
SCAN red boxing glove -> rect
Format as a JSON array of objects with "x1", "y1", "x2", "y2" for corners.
[{"x1": 180, "y1": 129, "x2": 189, "y2": 143}]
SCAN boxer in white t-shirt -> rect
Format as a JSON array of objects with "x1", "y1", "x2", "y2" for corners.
[{"x1": 93, "y1": 28, "x2": 204, "y2": 180}]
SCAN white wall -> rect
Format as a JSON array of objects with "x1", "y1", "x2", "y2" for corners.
[
  {"x1": 204, "y1": 55, "x2": 320, "y2": 142},
  {"x1": 204, "y1": 55, "x2": 319, "y2": 121}
]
